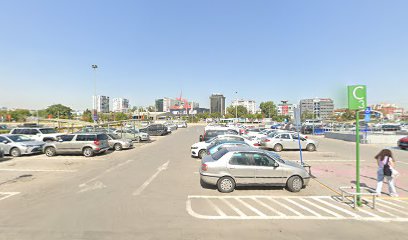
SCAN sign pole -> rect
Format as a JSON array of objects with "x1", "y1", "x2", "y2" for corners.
[{"x1": 355, "y1": 111, "x2": 361, "y2": 206}]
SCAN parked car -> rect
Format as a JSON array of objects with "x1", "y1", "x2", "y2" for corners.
[
  {"x1": 0, "y1": 134, "x2": 44, "y2": 157},
  {"x1": 164, "y1": 122, "x2": 178, "y2": 132},
  {"x1": 107, "y1": 133, "x2": 133, "y2": 151},
  {"x1": 206, "y1": 141, "x2": 251, "y2": 155},
  {"x1": 113, "y1": 129, "x2": 149, "y2": 141},
  {"x1": 260, "y1": 132, "x2": 317, "y2": 152},
  {"x1": 0, "y1": 125, "x2": 8, "y2": 130},
  {"x1": 140, "y1": 124, "x2": 168, "y2": 136},
  {"x1": 199, "y1": 129, "x2": 239, "y2": 142},
  {"x1": 10, "y1": 127, "x2": 60, "y2": 142},
  {"x1": 176, "y1": 121, "x2": 187, "y2": 128},
  {"x1": 43, "y1": 133, "x2": 110, "y2": 157},
  {"x1": 191, "y1": 134, "x2": 255, "y2": 159},
  {"x1": 382, "y1": 124, "x2": 401, "y2": 132},
  {"x1": 200, "y1": 147, "x2": 311, "y2": 193},
  {"x1": 398, "y1": 136, "x2": 408, "y2": 150}
]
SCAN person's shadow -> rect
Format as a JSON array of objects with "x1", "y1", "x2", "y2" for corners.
[{"x1": 351, "y1": 175, "x2": 408, "y2": 193}]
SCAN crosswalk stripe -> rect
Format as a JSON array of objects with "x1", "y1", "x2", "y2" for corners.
[
  {"x1": 206, "y1": 199, "x2": 227, "y2": 217},
  {"x1": 375, "y1": 202, "x2": 408, "y2": 216},
  {"x1": 251, "y1": 197, "x2": 285, "y2": 216},
  {"x1": 285, "y1": 198, "x2": 322, "y2": 217},
  {"x1": 377, "y1": 199, "x2": 407, "y2": 209},
  {"x1": 235, "y1": 198, "x2": 267, "y2": 217},
  {"x1": 313, "y1": 197, "x2": 361, "y2": 218},
  {"x1": 376, "y1": 208, "x2": 399, "y2": 218},
  {"x1": 298, "y1": 198, "x2": 345, "y2": 218},
  {"x1": 267, "y1": 198, "x2": 303, "y2": 216},
  {"x1": 357, "y1": 208, "x2": 384, "y2": 220},
  {"x1": 220, "y1": 198, "x2": 246, "y2": 217}
]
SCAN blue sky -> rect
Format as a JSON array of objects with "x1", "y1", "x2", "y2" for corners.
[{"x1": 0, "y1": 0, "x2": 407, "y2": 110}]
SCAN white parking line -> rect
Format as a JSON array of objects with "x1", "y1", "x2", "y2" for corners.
[
  {"x1": 0, "y1": 192, "x2": 20, "y2": 201},
  {"x1": 0, "y1": 168, "x2": 77, "y2": 172},
  {"x1": 187, "y1": 195, "x2": 408, "y2": 221},
  {"x1": 133, "y1": 161, "x2": 169, "y2": 196}
]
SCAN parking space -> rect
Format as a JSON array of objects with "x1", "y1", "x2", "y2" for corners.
[{"x1": 187, "y1": 195, "x2": 408, "y2": 222}]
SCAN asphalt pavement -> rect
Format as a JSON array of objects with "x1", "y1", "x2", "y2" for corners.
[{"x1": 0, "y1": 125, "x2": 407, "y2": 240}]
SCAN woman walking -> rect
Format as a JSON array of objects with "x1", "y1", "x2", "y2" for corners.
[{"x1": 375, "y1": 149, "x2": 398, "y2": 197}]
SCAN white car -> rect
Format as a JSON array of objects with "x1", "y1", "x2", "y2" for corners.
[
  {"x1": 191, "y1": 134, "x2": 259, "y2": 159},
  {"x1": 260, "y1": 132, "x2": 317, "y2": 152},
  {"x1": 10, "y1": 127, "x2": 60, "y2": 142}
]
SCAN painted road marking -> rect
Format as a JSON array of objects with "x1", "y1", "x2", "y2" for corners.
[
  {"x1": 0, "y1": 169, "x2": 77, "y2": 172},
  {"x1": 186, "y1": 195, "x2": 408, "y2": 221},
  {"x1": 133, "y1": 161, "x2": 169, "y2": 196},
  {"x1": 0, "y1": 192, "x2": 20, "y2": 201}
]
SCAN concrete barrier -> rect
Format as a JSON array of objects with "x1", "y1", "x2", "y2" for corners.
[{"x1": 324, "y1": 131, "x2": 405, "y2": 144}]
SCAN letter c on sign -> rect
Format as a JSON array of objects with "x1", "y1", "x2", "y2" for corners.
[{"x1": 352, "y1": 86, "x2": 364, "y2": 100}]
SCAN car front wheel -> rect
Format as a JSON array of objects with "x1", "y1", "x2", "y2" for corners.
[
  {"x1": 217, "y1": 177, "x2": 235, "y2": 193},
  {"x1": 274, "y1": 144, "x2": 283, "y2": 152},
  {"x1": 114, "y1": 143, "x2": 122, "y2": 151},
  {"x1": 198, "y1": 149, "x2": 207, "y2": 159},
  {"x1": 306, "y1": 144, "x2": 316, "y2": 152},
  {"x1": 286, "y1": 176, "x2": 303, "y2": 192},
  {"x1": 10, "y1": 148, "x2": 21, "y2": 157}
]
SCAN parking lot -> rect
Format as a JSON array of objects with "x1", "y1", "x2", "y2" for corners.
[{"x1": 0, "y1": 125, "x2": 407, "y2": 240}]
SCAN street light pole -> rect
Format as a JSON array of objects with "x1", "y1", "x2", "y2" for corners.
[
  {"x1": 91, "y1": 65, "x2": 98, "y2": 124},
  {"x1": 235, "y1": 91, "x2": 238, "y2": 122}
]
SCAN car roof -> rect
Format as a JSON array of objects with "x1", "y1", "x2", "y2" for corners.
[{"x1": 222, "y1": 146, "x2": 281, "y2": 157}]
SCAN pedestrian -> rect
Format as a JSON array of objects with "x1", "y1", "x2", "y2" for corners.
[{"x1": 375, "y1": 149, "x2": 398, "y2": 197}]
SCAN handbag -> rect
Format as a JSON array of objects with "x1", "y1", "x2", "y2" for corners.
[{"x1": 383, "y1": 158, "x2": 392, "y2": 176}]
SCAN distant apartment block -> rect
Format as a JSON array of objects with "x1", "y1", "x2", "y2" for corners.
[
  {"x1": 232, "y1": 99, "x2": 256, "y2": 114},
  {"x1": 210, "y1": 94, "x2": 226, "y2": 115},
  {"x1": 372, "y1": 103, "x2": 405, "y2": 120},
  {"x1": 277, "y1": 101, "x2": 296, "y2": 119},
  {"x1": 299, "y1": 98, "x2": 334, "y2": 119},
  {"x1": 112, "y1": 98, "x2": 130, "y2": 113},
  {"x1": 93, "y1": 95, "x2": 110, "y2": 113}
]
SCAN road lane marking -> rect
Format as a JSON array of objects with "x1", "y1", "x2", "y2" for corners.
[
  {"x1": 0, "y1": 169, "x2": 77, "y2": 172},
  {"x1": 133, "y1": 161, "x2": 169, "y2": 196},
  {"x1": 187, "y1": 195, "x2": 408, "y2": 221},
  {"x1": 206, "y1": 199, "x2": 227, "y2": 217},
  {"x1": 235, "y1": 198, "x2": 267, "y2": 216},
  {"x1": 220, "y1": 198, "x2": 246, "y2": 217},
  {"x1": 78, "y1": 181, "x2": 106, "y2": 193},
  {"x1": 0, "y1": 192, "x2": 20, "y2": 201},
  {"x1": 79, "y1": 159, "x2": 134, "y2": 188}
]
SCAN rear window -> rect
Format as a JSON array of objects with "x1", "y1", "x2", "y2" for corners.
[
  {"x1": 211, "y1": 148, "x2": 229, "y2": 160},
  {"x1": 40, "y1": 128, "x2": 57, "y2": 134},
  {"x1": 97, "y1": 134, "x2": 108, "y2": 140},
  {"x1": 76, "y1": 135, "x2": 96, "y2": 141}
]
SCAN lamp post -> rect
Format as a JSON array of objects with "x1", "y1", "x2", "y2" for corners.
[
  {"x1": 91, "y1": 65, "x2": 98, "y2": 124},
  {"x1": 235, "y1": 91, "x2": 238, "y2": 122}
]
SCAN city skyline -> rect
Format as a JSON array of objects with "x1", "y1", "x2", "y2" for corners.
[{"x1": 1, "y1": 1, "x2": 407, "y2": 110}]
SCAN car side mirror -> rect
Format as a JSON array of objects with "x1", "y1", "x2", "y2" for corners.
[
  {"x1": 273, "y1": 162, "x2": 279, "y2": 168},
  {"x1": 199, "y1": 135, "x2": 204, "y2": 142},
  {"x1": 2, "y1": 140, "x2": 8, "y2": 144}
]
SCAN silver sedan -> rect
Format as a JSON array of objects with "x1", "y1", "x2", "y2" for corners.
[
  {"x1": 260, "y1": 132, "x2": 317, "y2": 152},
  {"x1": 199, "y1": 147, "x2": 311, "y2": 193},
  {"x1": 0, "y1": 134, "x2": 44, "y2": 157}
]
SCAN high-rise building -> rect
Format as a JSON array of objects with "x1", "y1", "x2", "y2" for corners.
[
  {"x1": 232, "y1": 99, "x2": 256, "y2": 114},
  {"x1": 277, "y1": 101, "x2": 296, "y2": 119},
  {"x1": 210, "y1": 94, "x2": 226, "y2": 115},
  {"x1": 155, "y1": 99, "x2": 164, "y2": 112},
  {"x1": 112, "y1": 98, "x2": 130, "y2": 113},
  {"x1": 92, "y1": 95, "x2": 110, "y2": 113},
  {"x1": 299, "y1": 98, "x2": 334, "y2": 119}
]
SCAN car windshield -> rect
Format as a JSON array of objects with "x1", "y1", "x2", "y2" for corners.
[
  {"x1": 205, "y1": 137, "x2": 216, "y2": 143},
  {"x1": 40, "y1": 128, "x2": 57, "y2": 134},
  {"x1": 8, "y1": 135, "x2": 33, "y2": 142},
  {"x1": 108, "y1": 134, "x2": 121, "y2": 140},
  {"x1": 211, "y1": 148, "x2": 229, "y2": 160}
]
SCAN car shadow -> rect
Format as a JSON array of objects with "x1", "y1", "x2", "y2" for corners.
[{"x1": 0, "y1": 157, "x2": 13, "y2": 163}]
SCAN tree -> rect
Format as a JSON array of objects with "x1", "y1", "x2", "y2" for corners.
[
  {"x1": 9, "y1": 109, "x2": 31, "y2": 122},
  {"x1": 45, "y1": 104, "x2": 73, "y2": 119},
  {"x1": 341, "y1": 109, "x2": 355, "y2": 121},
  {"x1": 259, "y1": 101, "x2": 277, "y2": 118},
  {"x1": 210, "y1": 112, "x2": 222, "y2": 118},
  {"x1": 226, "y1": 105, "x2": 247, "y2": 118},
  {"x1": 301, "y1": 111, "x2": 314, "y2": 121},
  {"x1": 82, "y1": 109, "x2": 93, "y2": 122}
]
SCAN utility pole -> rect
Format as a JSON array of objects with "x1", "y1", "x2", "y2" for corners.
[
  {"x1": 235, "y1": 91, "x2": 238, "y2": 122},
  {"x1": 91, "y1": 64, "x2": 98, "y2": 124}
]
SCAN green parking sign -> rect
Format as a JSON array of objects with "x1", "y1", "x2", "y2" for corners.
[{"x1": 348, "y1": 85, "x2": 367, "y2": 110}]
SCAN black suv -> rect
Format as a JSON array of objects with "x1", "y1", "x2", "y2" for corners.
[{"x1": 140, "y1": 124, "x2": 168, "y2": 136}]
